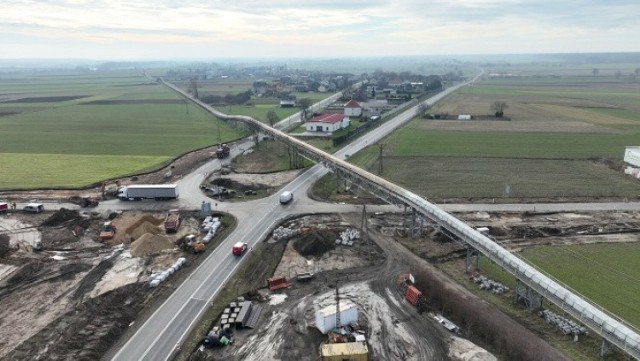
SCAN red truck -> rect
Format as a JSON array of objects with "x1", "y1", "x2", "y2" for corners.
[
  {"x1": 0, "y1": 202, "x2": 8, "y2": 213},
  {"x1": 215, "y1": 144, "x2": 230, "y2": 159},
  {"x1": 164, "y1": 209, "x2": 181, "y2": 233}
]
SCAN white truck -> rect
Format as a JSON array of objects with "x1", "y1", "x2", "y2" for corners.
[{"x1": 118, "y1": 184, "x2": 179, "y2": 201}]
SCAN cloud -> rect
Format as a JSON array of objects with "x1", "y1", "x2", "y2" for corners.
[{"x1": 0, "y1": 0, "x2": 638, "y2": 58}]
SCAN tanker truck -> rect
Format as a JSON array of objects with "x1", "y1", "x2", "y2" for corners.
[{"x1": 118, "y1": 184, "x2": 179, "y2": 201}]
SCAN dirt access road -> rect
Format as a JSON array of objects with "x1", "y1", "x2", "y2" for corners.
[{"x1": 193, "y1": 213, "x2": 567, "y2": 361}]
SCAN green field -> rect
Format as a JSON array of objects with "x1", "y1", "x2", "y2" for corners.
[
  {"x1": 339, "y1": 67, "x2": 640, "y2": 201},
  {"x1": 480, "y1": 242, "x2": 640, "y2": 330},
  {"x1": 0, "y1": 71, "x2": 246, "y2": 189}
]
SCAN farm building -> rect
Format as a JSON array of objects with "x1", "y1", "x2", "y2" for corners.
[
  {"x1": 344, "y1": 99, "x2": 363, "y2": 117},
  {"x1": 321, "y1": 342, "x2": 369, "y2": 361},
  {"x1": 304, "y1": 114, "x2": 350, "y2": 134}
]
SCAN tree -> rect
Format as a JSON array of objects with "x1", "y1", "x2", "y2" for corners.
[
  {"x1": 298, "y1": 98, "x2": 313, "y2": 121},
  {"x1": 635, "y1": 68, "x2": 640, "y2": 77},
  {"x1": 592, "y1": 68, "x2": 599, "y2": 77},
  {"x1": 416, "y1": 102, "x2": 429, "y2": 118},
  {"x1": 491, "y1": 101, "x2": 508, "y2": 118},
  {"x1": 266, "y1": 110, "x2": 279, "y2": 127},
  {"x1": 188, "y1": 78, "x2": 199, "y2": 99},
  {"x1": 615, "y1": 70, "x2": 622, "y2": 80}
]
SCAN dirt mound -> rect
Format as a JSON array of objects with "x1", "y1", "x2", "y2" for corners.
[
  {"x1": 4, "y1": 283, "x2": 149, "y2": 361},
  {"x1": 211, "y1": 178, "x2": 264, "y2": 191},
  {"x1": 130, "y1": 233, "x2": 174, "y2": 257},
  {"x1": 125, "y1": 216, "x2": 163, "y2": 235},
  {"x1": 42, "y1": 208, "x2": 81, "y2": 226},
  {"x1": 130, "y1": 221, "x2": 163, "y2": 240},
  {"x1": 293, "y1": 229, "x2": 337, "y2": 257}
]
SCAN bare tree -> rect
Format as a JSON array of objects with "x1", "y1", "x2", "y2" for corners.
[
  {"x1": 592, "y1": 68, "x2": 599, "y2": 77},
  {"x1": 416, "y1": 102, "x2": 429, "y2": 118},
  {"x1": 188, "y1": 78, "x2": 199, "y2": 99},
  {"x1": 298, "y1": 98, "x2": 313, "y2": 121},
  {"x1": 266, "y1": 110, "x2": 279, "y2": 127},
  {"x1": 490, "y1": 101, "x2": 508, "y2": 118}
]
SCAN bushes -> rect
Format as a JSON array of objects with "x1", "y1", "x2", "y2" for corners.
[{"x1": 410, "y1": 264, "x2": 568, "y2": 361}]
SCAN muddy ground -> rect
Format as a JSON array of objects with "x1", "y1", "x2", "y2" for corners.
[
  {"x1": 192, "y1": 210, "x2": 636, "y2": 361},
  {"x1": 1, "y1": 144, "x2": 639, "y2": 360},
  {"x1": 2, "y1": 205, "x2": 638, "y2": 360},
  {"x1": 0, "y1": 208, "x2": 224, "y2": 360}
]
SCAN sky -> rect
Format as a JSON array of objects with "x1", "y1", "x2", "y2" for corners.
[{"x1": 1, "y1": 0, "x2": 639, "y2": 60}]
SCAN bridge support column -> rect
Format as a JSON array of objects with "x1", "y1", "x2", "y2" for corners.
[
  {"x1": 514, "y1": 279, "x2": 544, "y2": 312},
  {"x1": 405, "y1": 208, "x2": 424, "y2": 238},
  {"x1": 600, "y1": 339, "x2": 609, "y2": 359},
  {"x1": 465, "y1": 247, "x2": 480, "y2": 273}
]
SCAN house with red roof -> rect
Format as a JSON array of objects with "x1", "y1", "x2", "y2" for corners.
[
  {"x1": 343, "y1": 99, "x2": 363, "y2": 117},
  {"x1": 304, "y1": 113, "x2": 351, "y2": 133}
]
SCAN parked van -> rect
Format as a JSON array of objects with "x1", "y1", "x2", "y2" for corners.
[
  {"x1": 23, "y1": 203, "x2": 44, "y2": 213},
  {"x1": 0, "y1": 202, "x2": 8, "y2": 213},
  {"x1": 279, "y1": 191, "x2": 293, "y2": 205}
]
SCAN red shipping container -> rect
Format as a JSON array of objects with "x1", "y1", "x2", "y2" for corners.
[
  {"x1": 267, "y1": 276, "x2": 290, "y2": 291},
  {"x1": 405, "y1": 285, "x2": 422, "y2": 306}
]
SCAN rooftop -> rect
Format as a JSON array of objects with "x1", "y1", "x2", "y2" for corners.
[
  {"x1": 307, "y1": 113, "x2": 346, "y2": 124},
  {"x1": 344, "y1": 99, "x2": 362, "y2": 108}
]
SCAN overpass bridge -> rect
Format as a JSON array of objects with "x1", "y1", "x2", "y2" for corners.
[{"x1": 163, "y1": 80, "x2": 640, "y2": 359}]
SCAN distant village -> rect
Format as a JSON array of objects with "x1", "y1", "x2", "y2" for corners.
[{"x1": 164, "y1": 65, "x2": 460, "y2": 137}]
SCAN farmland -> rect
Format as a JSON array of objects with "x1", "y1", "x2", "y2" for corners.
[
  {"x1": 521, "y1": 242, "x2": 640, "y2": 329},
  {"x1": 477, "y1": 240, "x2": 640, "y2": 328},
  {"x1": 343, "y1": 66, "x2": 640, "y2": 201},
  {"x1": 0, "y1": 71, "x2": 246, "y2": 189}
]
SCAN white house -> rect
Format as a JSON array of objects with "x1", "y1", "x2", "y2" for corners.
[
  {"x1": 344, "y1": 99, "x2": 363, "y2": 117},
  {"x1": 304, "y1": 113, "x2": 350, "y2": 133}
]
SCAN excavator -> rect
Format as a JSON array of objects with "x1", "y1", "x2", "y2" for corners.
[
  {"x1": 99, "y1": 221, "x2": 116, "y2": 240},
  {"x1": 179, "y1": 234, "x2": 205, "y2": 253}
]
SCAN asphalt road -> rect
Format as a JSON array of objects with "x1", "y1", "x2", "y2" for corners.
[
  {"x1": 90, "y1": 72, "x2": 640, "y2": 360},
  {"x1": 112, "y1": 79, "x2": 485, "y2": 360}
]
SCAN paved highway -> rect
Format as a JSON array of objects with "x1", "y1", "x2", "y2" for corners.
[
  {"x1": 90, "y1": 72, "x2": 639, "y2": 360},
  {"x1": 111, "y1": 77, "x2": 485, "y2": 360}
]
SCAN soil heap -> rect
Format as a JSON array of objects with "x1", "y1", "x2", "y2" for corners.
[
  {"x1": 42, "y1": 208, "x2": 81, "y2": 226},
  {"x1": 130, "y1": 233, "x2": 174, "y2": 257},
  {"x1": 130, "y1": 221, "x2": 163, "y2": 240}
]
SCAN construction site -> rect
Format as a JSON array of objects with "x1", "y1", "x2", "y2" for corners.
[
  {"x1": 1, "y1": 194, "x2": 639, "y2": 360},
  {"x1": 0, "y1": 140, "x2": 639, "y2": 361},
  {"x1": 0, "y1": 207, "x2": 232, "y2": 360},
  {"x1": 176, "y1": 209, "x2": 640, "y2": 361}
]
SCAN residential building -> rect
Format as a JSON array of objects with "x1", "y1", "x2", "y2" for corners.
[
  {"x1": 305, "y1": 114, "x2": 350, "y2": 133},
  {"x1": 343, "y1": 99, "x2": 363, "y2": 117}
]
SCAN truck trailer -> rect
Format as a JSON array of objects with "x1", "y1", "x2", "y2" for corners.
[{"x1": 118, "y1": 184, "x2": 179, "y2": 201}]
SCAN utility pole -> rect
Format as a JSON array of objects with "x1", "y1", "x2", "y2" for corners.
[
  {"x1": 377, "y1": 143, "x2": 387, "y2": 175},
  {"x1": 361, "y1": 204, "x2": 368, "y2": 241},
  {"x1": 335, "y1": 283, "x2": 341, "y2": 329}
]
